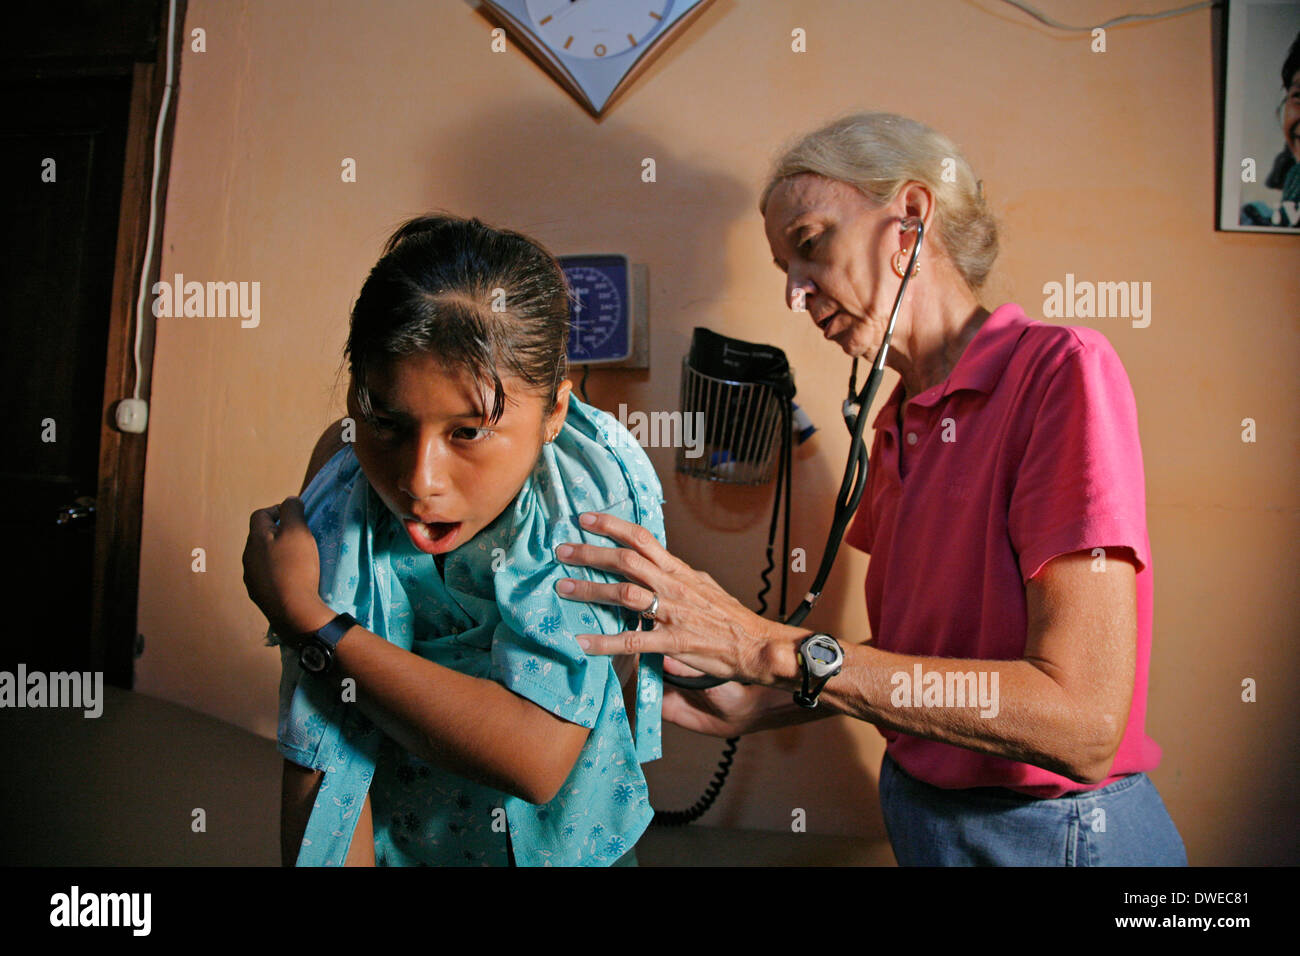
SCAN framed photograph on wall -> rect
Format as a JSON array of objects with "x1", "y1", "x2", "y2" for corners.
[{"x1": 1219, "y1": 0, "x2": 1300, "y2": 232}]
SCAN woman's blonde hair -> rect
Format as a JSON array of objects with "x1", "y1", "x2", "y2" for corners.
[{"x1": 759, "y1": 112, "x2": 999, "y2": 292}]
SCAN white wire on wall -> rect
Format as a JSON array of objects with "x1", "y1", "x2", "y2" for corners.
[
  {"x1": 997, "y1": 0, "x2": 1217, "y2": 32},
  {"x1": 130, "y1": 0, "x2": 178, "y2": 406}
]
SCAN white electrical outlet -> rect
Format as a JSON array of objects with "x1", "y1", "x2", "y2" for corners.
[{"x1": 115, "y1": 398, "x2": 149, "y2": 433}]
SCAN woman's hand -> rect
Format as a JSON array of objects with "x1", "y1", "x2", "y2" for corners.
[
  {"x1": 242, "y1": 496, "x2": 334, "y2": 642},
  {"x1": 661, "y1": 660, "x2": 803, "y2": 737},
  {"x1": 553, "y1": 511, "x2": 808, "y2": 689}
]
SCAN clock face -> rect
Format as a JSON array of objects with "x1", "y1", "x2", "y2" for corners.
[
  {"x1": 524, "y1": 0, "x2": 674, "y2": 60},
  {"x1": 484, "y1": 0, "x2": 712, "y2": 115}
]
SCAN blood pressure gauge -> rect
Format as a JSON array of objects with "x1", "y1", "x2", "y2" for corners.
[{"x1": 561, "y1": 254, "x2": 632, "y2": 364}]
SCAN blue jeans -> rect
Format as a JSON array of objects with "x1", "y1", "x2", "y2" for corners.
[{"x1": 879, "y1": 752, "x2": 1187, "y2": 866}]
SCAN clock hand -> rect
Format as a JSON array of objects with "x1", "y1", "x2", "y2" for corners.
[{"x1": 546, "y1": 0, "x2": 591, "y2": 29}]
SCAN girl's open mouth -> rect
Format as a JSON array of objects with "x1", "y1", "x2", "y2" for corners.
[{"x1": 403, "y1": 517, "x2": 462, "y2": 555}]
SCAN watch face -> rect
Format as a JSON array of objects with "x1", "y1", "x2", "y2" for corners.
[
  {"x1": 803, "y1": 636, "x2": 842, "y2": 679},
  {"x1": 808, "y1": 643, "x2": 838, "y2": 665},
  {"x1": 300, "y1": 643, "x2": 330, "y2": 673}
]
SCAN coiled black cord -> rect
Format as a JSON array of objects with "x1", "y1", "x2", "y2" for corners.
[
  {"x1": 650, "y1": 735, "x2": 739, "y2": 827},
  {"x1": 755, "y1": 400, "x2": 790, "y2": 624},
  {"x1": 653, "y1": 217, "x2": 922, "y2": 825},
  {"x1": 652, "y1": 400, "x2": 793, "y2": 827}
]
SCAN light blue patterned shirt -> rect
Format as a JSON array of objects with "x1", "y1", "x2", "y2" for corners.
[{"x1": 275, "y1": 397, "x2": 665, "y2": 866}]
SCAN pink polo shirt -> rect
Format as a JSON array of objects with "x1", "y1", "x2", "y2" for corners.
[{"x1": 845, "y1": 302, "x2": 1162, "y2": 797}]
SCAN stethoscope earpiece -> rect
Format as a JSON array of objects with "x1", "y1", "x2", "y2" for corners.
[{"x1": 894, "y1": 217, "x2": 925, "y2": 278}]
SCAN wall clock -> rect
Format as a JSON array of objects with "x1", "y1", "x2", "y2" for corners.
[{"x1": 481, "y1": 0, "x2": 715, "y2": 117}]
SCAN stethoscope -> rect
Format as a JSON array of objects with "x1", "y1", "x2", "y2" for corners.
[{"x1": 665, "y1": 216, "x2": 925, "y2": 691}]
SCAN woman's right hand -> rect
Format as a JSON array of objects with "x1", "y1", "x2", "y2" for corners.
[{"x1": 661, "y1": 660, "x2": 795, "y2": 738}]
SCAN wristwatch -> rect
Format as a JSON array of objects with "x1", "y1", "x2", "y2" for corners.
[
  {"x1": 297, "y1": 612, "x2": 359, "y2": 675},
  {"x1": 794, "y1": 633, "x2": 844, "y2": 709}
]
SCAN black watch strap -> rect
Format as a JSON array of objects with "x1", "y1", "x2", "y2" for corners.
[{"x1": 298, "y1": 612, "x2": 358, "y2": 675}]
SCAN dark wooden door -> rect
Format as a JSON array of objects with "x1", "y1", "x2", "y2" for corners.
[{"x1": 0, "y1": 76, "x2": 131, "y2": 673}]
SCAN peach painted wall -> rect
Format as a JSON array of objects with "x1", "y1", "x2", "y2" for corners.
[{"x1": 134, "y1": 0, "x2": 1299, "y2": 864}]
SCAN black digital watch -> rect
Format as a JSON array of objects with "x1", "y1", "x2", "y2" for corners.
[{"x1": 794, "y1": 633, "x2": 844, "y2": 709}]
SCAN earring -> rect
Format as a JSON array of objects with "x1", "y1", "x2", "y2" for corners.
[{"x1": 894, "y1": 249, "x2": 920, "y2": 278}]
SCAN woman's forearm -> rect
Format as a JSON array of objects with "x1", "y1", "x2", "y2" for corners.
[
  {"x1": 755, "y1": 552, "x2": 1134, "y2": 784},
  {"x1": 763, "y1": 636, "x2": 1121, "y2": 783},
  {"x1": 326, "y1": 623, "x2": 590, "y2": 805}
]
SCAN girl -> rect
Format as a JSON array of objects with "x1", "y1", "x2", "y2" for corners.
[{"x1": 242, "y1": 214, "x2": 665, "y2": 866}]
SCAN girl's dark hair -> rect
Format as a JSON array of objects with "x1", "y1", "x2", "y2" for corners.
[{"x1": 345, "y1": 214, "x2": 571, "y2": 426}]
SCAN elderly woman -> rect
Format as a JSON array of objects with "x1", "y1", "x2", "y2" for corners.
[{"x1": 554, "y1": 111, "x2": 1187, "y2": 866}]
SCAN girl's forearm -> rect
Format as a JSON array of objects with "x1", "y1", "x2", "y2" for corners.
[{"x1": 329, "y1": 623, "x2": 589, "y2": 805}]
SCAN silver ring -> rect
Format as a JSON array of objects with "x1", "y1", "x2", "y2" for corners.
[{"x1": 639, "y1": 593, "x2": 659, "y2": 621}]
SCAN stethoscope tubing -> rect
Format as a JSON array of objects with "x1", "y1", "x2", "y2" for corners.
[{"x1": 665, "y1": 218, "x2": 924, "y2": 691}]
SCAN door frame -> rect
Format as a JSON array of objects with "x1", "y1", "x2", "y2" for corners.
[{"x1": 92, "y1": 0, "x2": 188, "y2": 686}]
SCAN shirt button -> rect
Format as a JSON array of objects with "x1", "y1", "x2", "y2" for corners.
[{"x1": 906, "y1": 432, "x2": 918, "y2": 445}]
